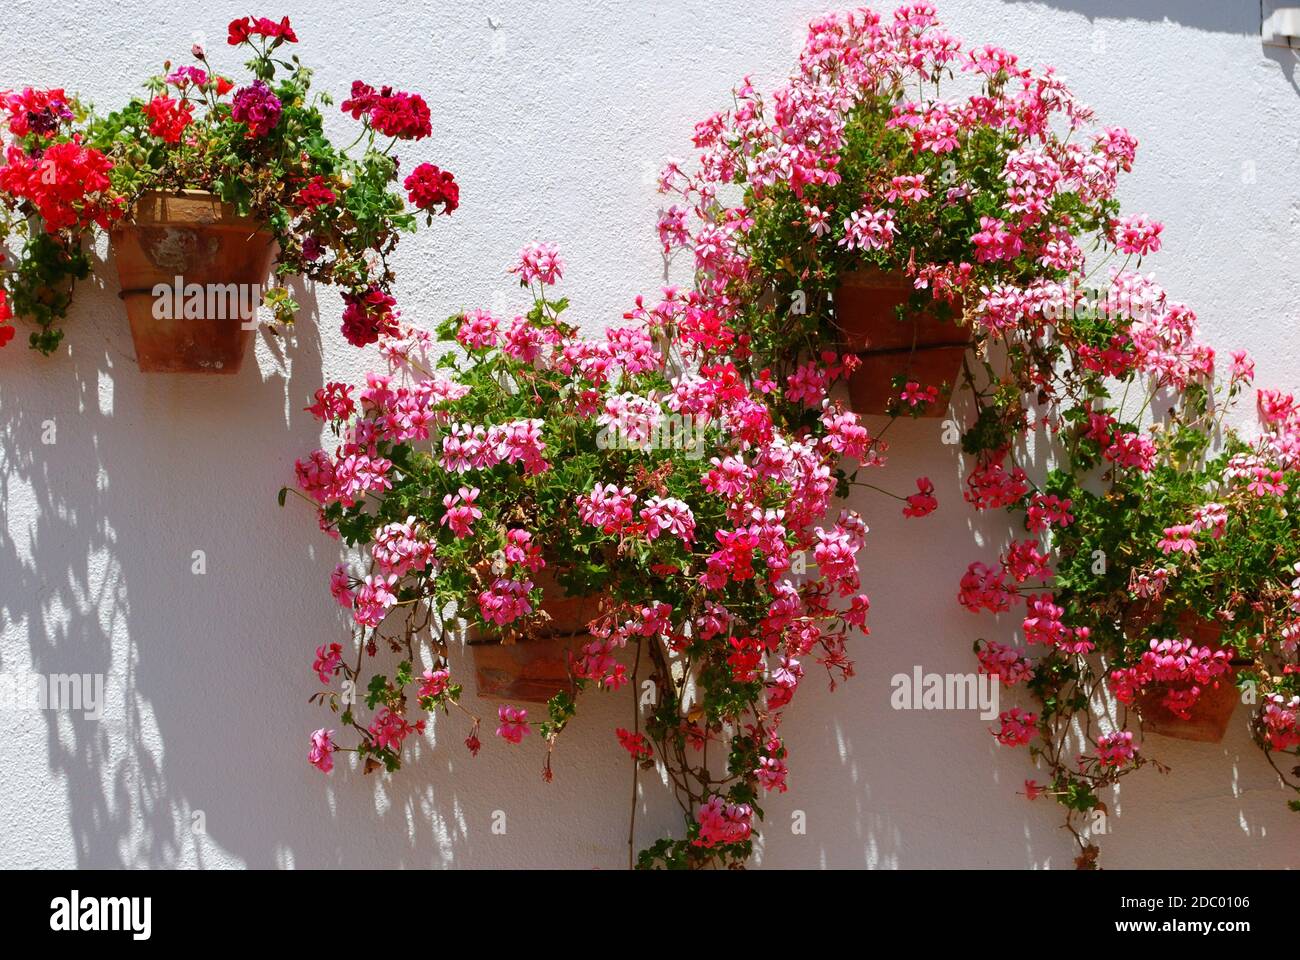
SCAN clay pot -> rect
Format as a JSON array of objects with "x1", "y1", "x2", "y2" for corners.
[
  {"x1": 834, "y1": 268, "x2": 967, "y2": 418},
  {"x1": 845, "y1": 344, "x2": 968, "y2": 417},
  {"x1": 1135, "y1": 671, "x2": 1240, "y2": 743},
  {"x1": 469, "y1": 569, "x2": 600, "y2": 703},
  {"x1": 110, "y1": 190, "x2": 276, "y2": 373},
  {"x1": 1124, "y1": 604, "x2": 1240, "y2": 743}
]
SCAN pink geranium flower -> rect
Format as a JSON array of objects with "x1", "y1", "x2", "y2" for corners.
[
  {"x1": 308, "y1": 729, "x2": 335, "y2": 773},
  {"x1": 495, "y1": 705, "x2": 530, "y2": 744},
  {"x1": 440, "y1": 486, "x2": 483, "y2": 538},
  {"x1": 509, "y1": 242, "x2": 565, "y2": 286}
]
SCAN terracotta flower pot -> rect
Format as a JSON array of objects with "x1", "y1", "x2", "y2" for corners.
[
  {"x1": 110, "y1": 190, "x2": 276, "y2": 373},
  {"x1": 845, "y1": 344, "x2": 968, "y2": 417},
  {"x1": 1124, "y1": 604, "x2": 1240, "y2": 743},
  {"x1": 1135, "y1": 671, "x2": 1241, "y2": 743},
  {"x1": 469, "y1": 569, "x2": 600, "y2": 703},
  {"x1": 834, "y1": 268, "x2": 967, "y2": 418}
]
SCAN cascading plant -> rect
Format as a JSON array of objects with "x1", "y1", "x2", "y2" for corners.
[
  {"x1": 962, "y1": 284, "x2": 1300, "y2": 868},
  {"x1": 288, "y1": 243, "x2": 882, "y2": 868}
]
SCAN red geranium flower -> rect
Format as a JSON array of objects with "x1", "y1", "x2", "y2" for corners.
[
  {"x1": 143, "y1": 96, "x2": 194, "y2": 144},
  {"x1": 227, "y1": 16, "x2": 298, "y2": 46},
  {"x1": 341, "y1": 81, "x2": 432, "y2": 141},
  {"x1": 616, "y1": 728, "x2": 653, "y2": 760},
  {"x1": 0, "y1": 288, "x2": 14, "y2": 348},
  {"x1": 294, "y1": 175, "x2": 337, "y2": 209},
  {"x1": 0, "y1": 87, "x2": 73, "y2": 138},
  {"x1": 339, "y1": 287, "x2": 399, "y2": 348},
  {"x1": 0, "y1": 139, "x2": 123, "y2": 231},
  {"x1": 403, "y1": 163, "x2": 458, "y2": 215}
]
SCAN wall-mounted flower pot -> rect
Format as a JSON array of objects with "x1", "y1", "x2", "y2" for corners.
[
  {"x1": 834, "y1": 268, "x2": 967, "y2": 417},
  {"x1": 110, "y1": 190, "x2": 276, "y2": 373},
  {"x1": 1136, "y1": 671, "x2": 1240, "y2": 743},
  {"x1": 1124, "y1": 603, "x2": 1239, "y2": 743},
  {"x1": 469, "y1": 573, "x2": 600, "y2": 703},
  {"x1": 845, "y1": 344, "x2": 968, "y2": 417}
]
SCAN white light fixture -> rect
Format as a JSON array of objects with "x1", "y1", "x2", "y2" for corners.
[{"x1": 1263, "y1": 7, "x2": 1300, "y2": 46}]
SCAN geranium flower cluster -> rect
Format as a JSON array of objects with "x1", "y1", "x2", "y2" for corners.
[
  {"x1": 292, "y1": 243, "x2": 880, "y2": 869},
  {"x1": 0, "y1": 138, "x2": 122, "y2": 232},
  {"x1": 341, "y1": 81, "x2": 433, "y2": 141},
  {"x1": 0, "y1": 16, "x2": 458, "y2": 355},
  {"x1": 0, "y1": 87, "x2": 124, "y2": 352},
  {"x1": 1108, "y1": 638, "x2": 1233, "y2": 719},
  {"x1": 660, "y1": 3, "x2": 1167, "y2": 424}
]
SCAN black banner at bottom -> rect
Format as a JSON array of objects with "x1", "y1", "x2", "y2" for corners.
[{"x1": 1, "y1": 867, "x2": 1289, "y2": 944}]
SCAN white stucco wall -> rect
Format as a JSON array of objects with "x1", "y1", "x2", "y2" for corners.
[{"x1": 1, "y1": 0, "x2": 1298, "y2": 869}]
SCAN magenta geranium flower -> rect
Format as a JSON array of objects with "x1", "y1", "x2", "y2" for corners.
[{"x1": 230, "y1": 79, "x2": 282, "y2": 137}]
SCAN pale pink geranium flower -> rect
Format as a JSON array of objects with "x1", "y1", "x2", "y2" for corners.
[
  {"x1": 576, "y1": 483, "x2": 638, "y2": 531},
  {"x1": 640, "y1": 496, "x2": 696, "y2": 544},
  {"x1": 812, "y1": 524, "x2": 861, "y2": 586},
  {"x1": 417, "y1": 668, "x2": 451, "y2": 701},
  {"x1": 963, "y1": 42, "x2": 1019, "y2": 78},
  {"x1": 455, "y1": 308, "x2": 498, "y2": 350},
  {"x1": 804, "y1": 204, "x2": 830, "y2": 236},
  {"x1": 1095, "y1": 730, "x2": 1138, "y2": 768},
  {"x1": 694, "y1": 796, "x2": 753, "y2": 848},
  {"x1": 329, "y1": 563, "x2": 353, "y2": 608},
  {"x1": 477, "y1": 577, "x2": 534, "y2": 626},
  {"x1": 312, "y1": 642, "x2": 343, "y2": 684},
  {"x1": 371, "y1": 517, "x2": 434, "y2": 576},
  {"x1": 353, "y1": 574, "x2": 398, "y2": 628},
  {"x1": 884, "y1": 173, "x2": 929, "y2": 204},
  {"x1": 368, "y1": 708, "x2": 425, "y2": 752},
  {"x1": 756, "y1": 756, "x2": 788, "y2": 793},
  {"x1": 308, "y1": 728, "x2": 335, "y2": 773},
  {"x1": 1157, "y1": 524, "x2": 1198, "y2": 556},
  {"x1": 1114, "y1": 213, "x2": 1163, "y2": 256},
  {"x1": 1022, "y1": 594, "x2": 1067, "y2": 646},
  {"x1": 1263, "y1": 694, "x2": 1300, "y2": 750},
  {"x1": 838, "y1": 206, "x2": 896, "y2": 252},
  {"x1": 1230, "y1": 350, "x2": 1255, "y2": 384},
  {"x1": 701, "y1": 455, "x2": 750, "y2": 498},
  {"x1": 1190, "y1": 503, "x2": 1228, "y2": 538},
  {"x1": 971, "y1": 216, "x2": 1023, "y2": 262},
  {"x1": 597, "y1": 392, "x2": 663, "y2": 450},
  {"x1": 657, "y1": 204, "x2": 690, "y2": 251},
  {"x1": 991, "y1": 707, "x2": 1037, "y2": 746},
  {"x1": 509, "y1": 241, "x2": 565, "y2": 286},
  {"x1": 977, "y1": 641, "x2": 1034, "y2": 686},
  {"x1": 491, "y1": 421, "x2": 543, "y2": 476},
  {"x1": 1130, "y1": 567, "x2": 1170, "y2": 599},
  {"x1": 502, "y1": 315, "x2": 544, "y2": 362},
  {"x1": 1247, "y1": 466, "x2": 1288, "y2": 498}
]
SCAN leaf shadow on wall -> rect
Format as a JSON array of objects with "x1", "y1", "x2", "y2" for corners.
[
  {"x1": 0, "y1": 239, "x2": 681, "y2": 868},
  {"x1": 0, "y1": 242, "x2": 336, "y2": 866}
]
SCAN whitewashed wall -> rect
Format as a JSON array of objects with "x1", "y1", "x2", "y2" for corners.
[{"x1": 1, "y1": 0, "x2": 1298, "y2": 868}]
